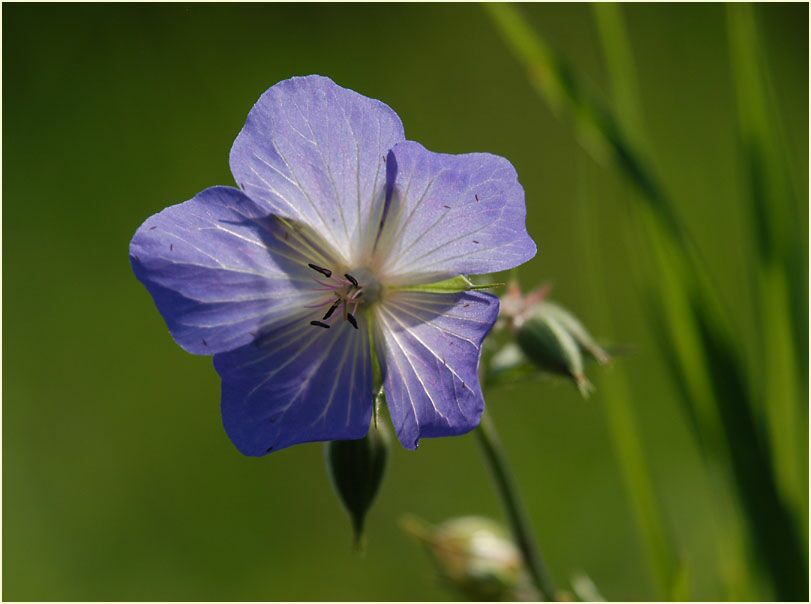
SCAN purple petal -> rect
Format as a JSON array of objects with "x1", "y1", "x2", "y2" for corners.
[
  {"x1": 130, "y1": 186, "x2": 334, "y2": 355},
  {"x1": 215, "y1": 318, "x2": 373, "y2": 456},
  {"x1": 376, "y1": 141, "x2": 536, "y2": 285},
  {"x1": 230, "y1": 75, "x2": 405, "y2": 265},
  {"x1": 374, "y1": 290, "x2": 499, "y2": 449}
]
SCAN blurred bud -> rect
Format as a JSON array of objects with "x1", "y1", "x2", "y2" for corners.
[
  {"x1": 489, "y1": 342, "x2": 531, "y2": 377},
  {"x1": 500, "y1": 281, "x2": 552, "y2": 322},
  {"x1": 570, "y1": 571, "x2": 605, "y2": 602},
  {"x1": 539, "y1": 302, "x2": 610, "y2": 366},
  {"x1": 501, "y1": 281, "x2": 609, "y2": 397},
  {"x1": 325, "y1": 418, "x2": 390, "y2": 549},
  {"x1": 402, "y1": 515, "x2": 537, "y2": 601},
  {"x1": 517, "y1": 307, "x2": 594, "y2": 396}
]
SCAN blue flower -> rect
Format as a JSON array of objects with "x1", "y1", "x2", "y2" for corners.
[{"x1": 130, "y1": 76, "x2": 536, "y2": 455}]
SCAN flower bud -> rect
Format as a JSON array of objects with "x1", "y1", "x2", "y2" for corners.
[
  {"x1": 516, "y1": 303, "x2": 597, "y2": 397},
  {"x1": 500, "y1": 281, "x2": 609, "y2": 397},
  {"x1": 570, "y1": 571, "x2": 605, "y2": 602},
  {"x1": 325, "y1": 418, "x2": 390, "y2": 548},
  {"x1": 402, "y1": 515, "x2": 537, "y2": 601},
  {"x1": 538, "y1": 301, "x2": 610, "y2": 365}
]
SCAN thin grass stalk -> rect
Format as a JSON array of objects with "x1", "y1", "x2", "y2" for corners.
[
  {"x1": 575, "y1": 164, "x2": 679, "y2": 599},
  {"x1": 642, "y1": 217, "x2": 761, "y2": 598},
  {"x1": 727, "y1": 2, "x2": 808, "y2": 539},
  {"x1": 484, "y1": 3, "x2": 807, "y2": 598},
  {"x1": 617, "y1": 208, "x2": 757, "y2": 600},
  {"x1": 591, "y1": 6, "x2": 751, "y2": 596},
  {"x1": 595, "y1": 4, "x2": 799, "y2": 589},
  {"x1": 483, "y1": 2, "x2": 683, "y2": 242}
]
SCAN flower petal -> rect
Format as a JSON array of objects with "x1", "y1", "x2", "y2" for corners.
[
  {"x1": 130, "y1": 186, "x2": 334, "y2": 355},
  {"x1": 375, "y1": 141, "x2": 536, "y2": 285},
  {"x1": 215, "y1": 318, "x2": 373, "y2": 456},
  {"x1": 230, "y1": 75, "x2": 405, "y2": 265},
  {"x1": 374, "y1": 290, "x2": 499, "y2": 449}
]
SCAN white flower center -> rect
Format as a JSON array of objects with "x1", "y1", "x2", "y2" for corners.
[
  {"x1": 304, "y1": 263, "x2": 382, "y2": 331},
  {"x1": 346, "y1": 267, "x2": 381, "y2": 304}
]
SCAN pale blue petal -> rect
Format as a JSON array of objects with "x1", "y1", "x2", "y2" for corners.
[
  {"x1": 374, "y1": 290, "x2": 499, "y2": 449},
  {"x1": 215, "y1": 317, "x2": 373, "y2": 456},
  {"x1": 229, "y1": 75, "x2": 405, "y2": 265},
  {"x1": 129, "y1": 186, "x2": 334, "y2": 355},
  {"x1": 376, "y1": 141, "x2": 536, "y2": 285}
]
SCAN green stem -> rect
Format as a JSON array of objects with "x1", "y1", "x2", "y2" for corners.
[{"x1": 475, "y1": 411, "x2": 557, "y2": 601}]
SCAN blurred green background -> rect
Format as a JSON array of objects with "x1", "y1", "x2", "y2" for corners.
[{"x1": 4, "y1": 3, "x2": 807, "y2": 601}]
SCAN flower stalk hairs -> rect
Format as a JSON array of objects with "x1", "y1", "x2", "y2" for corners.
[{"x1": 130, "y1": 75, "x2": 536, "y2": 456}]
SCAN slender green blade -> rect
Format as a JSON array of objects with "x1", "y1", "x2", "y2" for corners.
[
  {"x1": 484, "y1": 3, "x2": 808, "y2": 598},
  {"x1": 727, "y1": 2, "x2": 809, "y2": 540},
  {"x1": 577, "y1": 164, "x2": 679, "y2": 599}
]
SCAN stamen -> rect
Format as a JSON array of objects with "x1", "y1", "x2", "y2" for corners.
[
  {"x1": 305, "y1": 265, "x2": 372, "y2": 332},
  {"x1": 308, "y1": 263, "x2": 332, "y2": 278},
  {"x1": 313, "y1": 278, "x2": 338, "y2": 290},
  {"x1": 322, "y1": 299, "x2": 341, "y2": 320},
  {"x1": 304, "y1": 296, "x2": 337, "y2": 309}
]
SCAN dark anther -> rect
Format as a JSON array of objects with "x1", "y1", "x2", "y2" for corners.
[
  {"x1": 310, "y1": 320, "x2": 331, "y2": 329},
  {"x1": 149, "y1": 226, "x2": 157, "y2": 230},
  {"x1": 475, "y1": 194, "x2": 479, "y2": 201},
  {"x1": 308, "y1": 263, "x2": 332, "y2": 278},
  {"x1": 344, "y1": 273, "x2": 359, "y2": 287},
  {"x1": 443, "y1": 205, "x2": 451, "y2": 209},
  {"x1": 347, "y1": 314, "x2": 359, "y2": 329},
  {"x1": 473, "y1": 240, "x2": 480, "y2": 244},
  {"x1": 323, "y1": 300, "x2": 341, "y2": 320}
]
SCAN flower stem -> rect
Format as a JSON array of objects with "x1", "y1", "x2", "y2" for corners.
[{"x1": 475, "y1": 411, "x2": 557, "y2": 601}]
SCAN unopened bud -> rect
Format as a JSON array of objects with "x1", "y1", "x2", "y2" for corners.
[
  {"x1": 516, "y1": 306, "x2": 593, "y2": 396},
  {"x1": 511, "y1": 297, "x2": 609, "y2": 397},
  {"x1": 570, "y1": 571, "x2": 605, "y2": 602},
  {"x1": 325, "y1": 418, "x2": 390, "y2": 549},
  {"x1": 402, "y1": 515, "x2": 537, "y2": 601},
  {"x1": 539, "y1": 301, "x2": 610, "y2": 365}
]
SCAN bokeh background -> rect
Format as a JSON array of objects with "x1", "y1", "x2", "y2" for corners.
[{"x1": 4, "y1": 3, "x2": 807, "y2": 601}]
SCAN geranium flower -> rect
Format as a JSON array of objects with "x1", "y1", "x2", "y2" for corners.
[{"x1": 130, "y1": 76, "x2": 536, "y2": 455}]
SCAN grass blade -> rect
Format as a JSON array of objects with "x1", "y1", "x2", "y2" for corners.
[
  {"x1": 576, "y1": 166, "x2": 679, "y2": 599},
  {"x1": 485, "y1": 3, "x2": 808, "y2": 598},
  {"x1": 727, "y1": 2, "x2": 809, "y2": 539}
]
